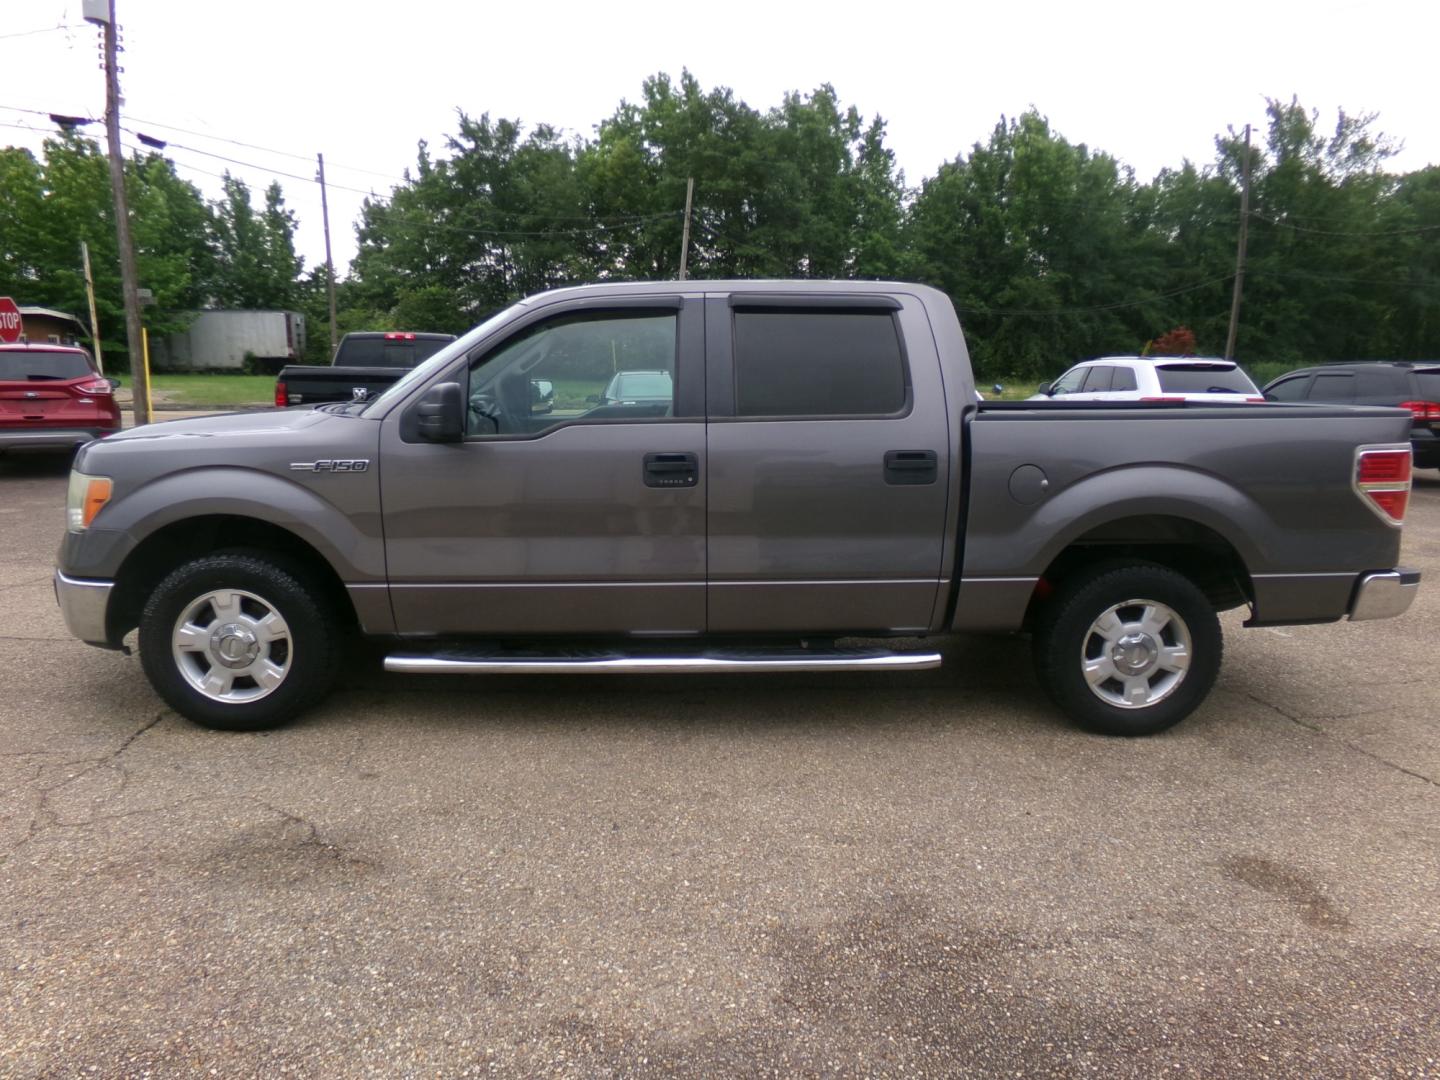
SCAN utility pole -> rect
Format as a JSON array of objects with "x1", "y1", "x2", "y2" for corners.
[
  {"x1": 80, "y1": 241, "x2": 104, "y2": 374},
  {"x1": 317, "y1": 152, "x2": 338, "y2": 355},
  {"x1": 95, "y1": 0, "x2": 150, "y2": 424},
  {"x1": 1224, "y1": 123, "x2": 1252, "y2": 362},
  {"x1": 678, "y1": 176, "x2": 694, "y2": 281}
]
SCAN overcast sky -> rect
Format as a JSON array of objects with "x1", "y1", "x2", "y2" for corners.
[{"x1": 3, "y1": 0, "x2": 1436, "y2": 277}]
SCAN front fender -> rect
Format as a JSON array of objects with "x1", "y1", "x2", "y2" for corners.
[{"x1": 60, "y1": 466, "x2": 386, "y2": 583}]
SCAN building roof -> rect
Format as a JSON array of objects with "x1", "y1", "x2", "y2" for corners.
[{"x1": 18, "y1": 307, "x2": 88, "y2": 332}]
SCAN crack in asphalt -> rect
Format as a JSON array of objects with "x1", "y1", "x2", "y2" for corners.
[
  {"x1": 1243, "y1": 690, "x2": 1440, "y2": 789},
  {"x1": 1, "y1": 712, "x2": 371, "y2": 874},
  {"x1": 0, "y1": 712, "x2": 168, "y2": 863}
]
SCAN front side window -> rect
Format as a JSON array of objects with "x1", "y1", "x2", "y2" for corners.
[
  {"x1": 467, "y1": 312, "x2": 676, "y2": 437},
  {"x1": 1265, "y1": 375, "x2": 1311, "y2": 402},
  {"x1": 1049, "y1": 366, "x2": 1088, "y2": 396},
  {"x1": 1081, "y1": 366, "x2": 1114, "y2": 392},
  {"x1": 732, "y1": 310, "x2": 906, "y2": 417}
]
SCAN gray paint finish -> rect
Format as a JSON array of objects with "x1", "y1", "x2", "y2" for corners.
[
  {"x1": 54, "y1": 280, "x2": 1422, "y2": 655},
  {"x1": 704, "y1": 291, "x2": 954, "y2": 633}
]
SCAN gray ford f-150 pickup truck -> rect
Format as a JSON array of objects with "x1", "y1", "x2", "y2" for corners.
[{"x1": 55, "y1": 281, "x2": 1421, "y2": 736}]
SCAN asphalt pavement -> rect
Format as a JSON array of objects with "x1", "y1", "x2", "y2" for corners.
[{"x1": 2, "y1": 448, "x2": 1437, "y2": 1078}]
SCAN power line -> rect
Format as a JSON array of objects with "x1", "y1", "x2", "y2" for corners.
[
  {"x1": 121, "y1": 113, "x2": 403, "y2": 181},
  {"x1": 0, "y1": 23, "x2": 78, "y2": 41},
  {"x1": 1248, "y1": 211, "x2": 1440, "y2": 238}
]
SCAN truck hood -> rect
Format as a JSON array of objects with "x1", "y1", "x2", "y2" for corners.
[{"x1": 99, "y1": 407, "x2": 348, "y2": 445}]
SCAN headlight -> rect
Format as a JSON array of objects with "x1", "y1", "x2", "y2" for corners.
[{"x1": 66, "y1": 470, "x2": 113, "y2": 532}]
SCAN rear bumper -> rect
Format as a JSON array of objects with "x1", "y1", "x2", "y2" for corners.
[
  {"x1": 0, "y1": 427, "x2": 117, "y2": 451},
  {"x1": 1349, "y1": 568, "x2": 1421, "y2": 621},
  {"x1": 54, "y1": 571, "x2": 114, "y2": 646}
]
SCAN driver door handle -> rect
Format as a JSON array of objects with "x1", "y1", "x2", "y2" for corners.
[{"x1": 643, "y1": 452, "x2": 699, "y2": 488}]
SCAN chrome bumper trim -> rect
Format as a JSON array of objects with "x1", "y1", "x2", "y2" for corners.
[
  {"x1": 1348, "y1": 569, "x2": 1421, "y2": 621},
  {"x1": 54, "y1": 571, "x2": 113, "y2": 644}
]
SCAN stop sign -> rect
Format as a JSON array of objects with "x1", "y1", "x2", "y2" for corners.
[{"x1": 0, "y1": 297, "x2": 21, "y2": 344}]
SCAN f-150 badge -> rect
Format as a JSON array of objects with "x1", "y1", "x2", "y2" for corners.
[{"x1": 290, "y1": 460, "x2": 370, "y2": 473}]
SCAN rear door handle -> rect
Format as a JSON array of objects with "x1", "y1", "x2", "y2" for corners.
[
  {"x1": 643, "y1": 452, "x2": 699, "y2": 488},
  {"x1": 884, "y1": 449, "x2": 938, "y2": 485}
]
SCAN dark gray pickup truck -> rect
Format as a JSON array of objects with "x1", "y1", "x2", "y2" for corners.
[{"x1": 56, "y1": 281, "x2": 1420, "y2": 736}]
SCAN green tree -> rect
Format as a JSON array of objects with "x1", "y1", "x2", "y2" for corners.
[{"x1": 210, "y1": 174, "x2": 302, "y2": 309}]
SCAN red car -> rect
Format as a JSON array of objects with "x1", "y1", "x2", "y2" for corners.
[{"x1": 0, "y1": 344, "x2": 122, "y2": 454}]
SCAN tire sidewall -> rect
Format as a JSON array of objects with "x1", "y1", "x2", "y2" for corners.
[
  {"x1": 139, "y1": 553, "x2": 336, "y2": 731},
  {"x1": 1035, "y1": 563, "x2": 1223, "y2": 736}
]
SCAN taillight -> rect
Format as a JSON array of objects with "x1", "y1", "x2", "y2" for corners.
[
  {"x1": 275, "y1": 380, "x2": 288, "y2": 408},
  {"x1": 1245, "y1": 396, "x2": 1265, "y2": 403},
  {"x1": 1354, "y1": 445, "x2": 1412, "y2": 524},
  {"x1": 76, "y1": 379, "x2": 113, "y2": 396},
  {"x1": 1398, "y1": 400, "x2": 1440, "y2": 421}
]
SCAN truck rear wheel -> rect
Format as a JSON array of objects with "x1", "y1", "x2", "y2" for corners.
[
  {"x1": 1032, "y1": 561, "x2": 1222, "y2": 736},
  {"x1": 138, "y1": 552, "x2": 340, "y2": 731}
]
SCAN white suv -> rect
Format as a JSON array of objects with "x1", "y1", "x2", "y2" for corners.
[{"x1": 1031, "y1": 357, "x2": 1263, "y2": 403}]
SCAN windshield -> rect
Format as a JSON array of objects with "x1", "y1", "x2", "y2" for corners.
[
  {"x1": 611, "y1": 371, "x2": 672, "y2": 398},
  {"x1": 1156, "y1": 363, "x2": 1258, "y2": 395},
  {"x1": 0, "y1": 352, "x2": 94, "y2": 380},
  {"x1": 361, "y1": 308, "x2": 518, "y2": 416}
]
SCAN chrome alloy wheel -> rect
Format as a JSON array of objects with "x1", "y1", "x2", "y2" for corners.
[
  {"x1": 1080, "y1": 598, "x2": 1192, "y2": 709},
  {"x1": 171, "y1": 588, "x2": 292, "y2": 703}
]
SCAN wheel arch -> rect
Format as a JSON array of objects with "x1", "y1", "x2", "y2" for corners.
[
  {"x1": 1024, "y1": 513, "x2": 1254, "y2": 631},
  {"x1": 107, "y1": 514, "x2": 358, "y2": 646}
]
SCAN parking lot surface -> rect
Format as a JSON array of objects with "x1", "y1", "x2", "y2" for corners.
[{"x1": 2, "y1": 451, "x2": 1438, "y2": 1077}]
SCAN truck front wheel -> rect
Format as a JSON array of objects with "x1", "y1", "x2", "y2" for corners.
[
  {"x1": 1031, "y1": 562, "x2": 1222, "y2": 736},
  {"x1": 138, "y1": 552, "x2": 340, "y2": 731}
]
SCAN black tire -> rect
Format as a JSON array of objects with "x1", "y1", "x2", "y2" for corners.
[
  {"x1": 138, "y1": 552, "x2": 340, "y2": 731},
  {"x1": 1031, "y1": 561, "x2": 1222, "y2": 736}
]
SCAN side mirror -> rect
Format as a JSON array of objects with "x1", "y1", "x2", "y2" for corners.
[
  {"x1": 107, "y1": 377, "x2": 121, "y2": 389},
  {"x1": 415, "y1": 382, "x2": 464, "y2": 442},
  {"x1": 585, "y1": 394, "x2": 601, "y2": 406},
  {"x1": 1036, "y1": 381, "x2": 1053, "y2": 397},
  {"x1": 991, "y1": 383, "x2": 1004, "y2": 396}
]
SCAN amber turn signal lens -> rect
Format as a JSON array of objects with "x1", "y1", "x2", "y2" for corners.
[{"x1": 82, "y1": 477, "x2": 112, "y2": 528}]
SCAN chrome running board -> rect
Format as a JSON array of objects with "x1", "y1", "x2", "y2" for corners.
[{"x1": 384, "y1": 645, "x2": 941, "y2": 675}]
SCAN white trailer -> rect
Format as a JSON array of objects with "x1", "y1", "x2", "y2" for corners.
[{"x1": 152, "y1": 310, "x2": 306, "y2": 373}]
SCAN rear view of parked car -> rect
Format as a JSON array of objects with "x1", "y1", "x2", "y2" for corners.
[
  {"x1": 1032, "y1": 356, "x2": 1263, "y2": 404},
  {"x1": 0, "y1": 344, "x2": 120, "y2": 455},
  {"x1": 1264, "y1": 362, "x2": 1440, "y2": 471}
]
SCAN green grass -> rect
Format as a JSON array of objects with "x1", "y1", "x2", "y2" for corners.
[{"x1": 143, "y1": 374, "x2": 276, "y2": 407}]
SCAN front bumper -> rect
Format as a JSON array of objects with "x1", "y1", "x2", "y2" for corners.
[
  {"x1": 1349, "y1": 568, "x2": 1421, "y2": 621},
  {"x1": 0, "y1": 427, "x2": 118, "y2": 451},
  {"x1": 54, "y1": 571, "x2": 114, "y2": 645}
]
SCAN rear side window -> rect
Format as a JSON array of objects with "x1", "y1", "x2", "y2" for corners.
[
  {"x1": 1081, "y1": 366, "x2": 1114, "y2": 392},
  {"x1": 0, "y1": 351, "x2": 94, "y2": 380},
  {"x1": 1355, "y1": 367, "x2": 1408, "y2": 399},
  {"x1": 1412, "y1": 369, "x2": 1440, "y2": 402},
  {"x1": 1156, "y1": 363, "x2": 1257, "y2": 394},
  {"x1": 733, "y1": 310, "x2": 906, "y2": 417},
  {"x1": 1309, "y1": 373, "x2": 1355, "y2": 402},
  {"x1": 1111, "y1": 367, "x2": 1138, "y2": 392}
]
